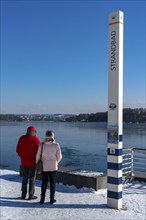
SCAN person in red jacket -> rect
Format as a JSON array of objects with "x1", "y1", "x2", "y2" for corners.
[{"x1": 16, "y1": 126, "x2": 40, "y2": 200}]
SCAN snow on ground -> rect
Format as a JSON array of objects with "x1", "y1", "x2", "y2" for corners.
[{"x1": 0, "y1": 169, "x2": 146, "y2": 220}]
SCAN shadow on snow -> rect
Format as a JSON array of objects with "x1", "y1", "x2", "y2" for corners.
[{"x1": 0, "y1": 197, "x2": 106, "y2": 209}]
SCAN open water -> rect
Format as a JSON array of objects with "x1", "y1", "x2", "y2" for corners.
[{"x1": 0, "y1": 121, "x2": 145, "y2": 172}]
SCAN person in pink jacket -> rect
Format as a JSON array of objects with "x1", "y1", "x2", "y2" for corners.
[{"x1": 36, "y1": 130, "x2": 62, "y2": 204}]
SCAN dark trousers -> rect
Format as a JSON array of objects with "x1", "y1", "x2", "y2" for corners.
[
  {"x1": 20, "y1": 166, "x2": 36, "y2": 198},
  {"x1": 41, "y1": 171, "x2": 57, "y2": 199}
]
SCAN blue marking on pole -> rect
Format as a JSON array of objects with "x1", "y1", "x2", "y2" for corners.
[
  {"x1": 108, "y1": 148, "x2": 122, "y2": 156},
  {"x1": 107, "y1": 176, "x2": 122, "y2": 185},
  {"x1": 108, "y1": 191, "x2": 122, "y2": 199},
  {"x1": 119, "y1": 135, "x2": 123, "y2": 142},
  {"x1": 107, "y1": 162, "x2": 122, "y2": 170}
]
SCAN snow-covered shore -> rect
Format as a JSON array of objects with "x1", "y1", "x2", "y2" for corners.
[{"x1": 0, "y1": 169, "x2": 146, "y2": 220}]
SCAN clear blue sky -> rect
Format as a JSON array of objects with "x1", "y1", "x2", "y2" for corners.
[{"x1": 1, "y1": 0, "x2": 145, "y2": 114}]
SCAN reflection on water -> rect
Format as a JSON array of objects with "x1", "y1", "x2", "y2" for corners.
[
  {"x1": 0, "y1": 121, "x2": 145, "y2": 172},
  {"x1": 61, "y1": 147, "x2": 106, "y2": 171}
]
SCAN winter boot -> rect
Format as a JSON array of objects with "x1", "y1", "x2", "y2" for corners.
[
  {"x1": 28, "y1": 195, "x2": 38, "y2": 200},
  {"x1": 50, "y1": 199, "x2": 56, "y2": 204},
  {"x1": 40, "y1": 194, "x2": 45, "y2": 204},
  {"x1": 50, "y1": 196, "x2": 56, "y2": 204}
]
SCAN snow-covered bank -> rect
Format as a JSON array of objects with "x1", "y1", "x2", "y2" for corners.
[{"x1": 0, "y1": 169, "x2": 146, "y2": 220}]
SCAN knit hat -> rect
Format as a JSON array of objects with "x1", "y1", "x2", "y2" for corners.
[
  {"x1": 27, "y1": 126, "x2": 36, "y2": 133},
  {"x1": 45, "y1": 130, "x2": 54, "y2": 138}
]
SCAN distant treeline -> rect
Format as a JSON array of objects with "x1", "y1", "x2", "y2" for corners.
[
  {"x1": 0, "y1": 108, "x2": 146, "y2": 123},
  {"x1": 66, "y1": 108, "x2": 146, "y2": 123}
]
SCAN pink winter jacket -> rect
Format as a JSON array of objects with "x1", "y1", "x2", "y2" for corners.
[{"x1": 36, "y1": 138, "x2": 62, "y2": 172}]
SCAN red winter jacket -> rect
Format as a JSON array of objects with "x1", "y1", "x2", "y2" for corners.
[{"x1": 16, "y1": 135, "x2": 40, "y2": 168}]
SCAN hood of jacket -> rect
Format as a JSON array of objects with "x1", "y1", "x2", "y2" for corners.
[{"x1": 44, "y1": 137, "x2": 55, "y2": 143}]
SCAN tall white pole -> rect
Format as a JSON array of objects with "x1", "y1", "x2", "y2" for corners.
[{"x1": 107, "y1": 11, "x2": 124, "y2": 209}]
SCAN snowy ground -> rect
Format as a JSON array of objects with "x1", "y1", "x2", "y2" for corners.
[{"x1": 0, "y1": 169, "x2": 146, "y2": 220}]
